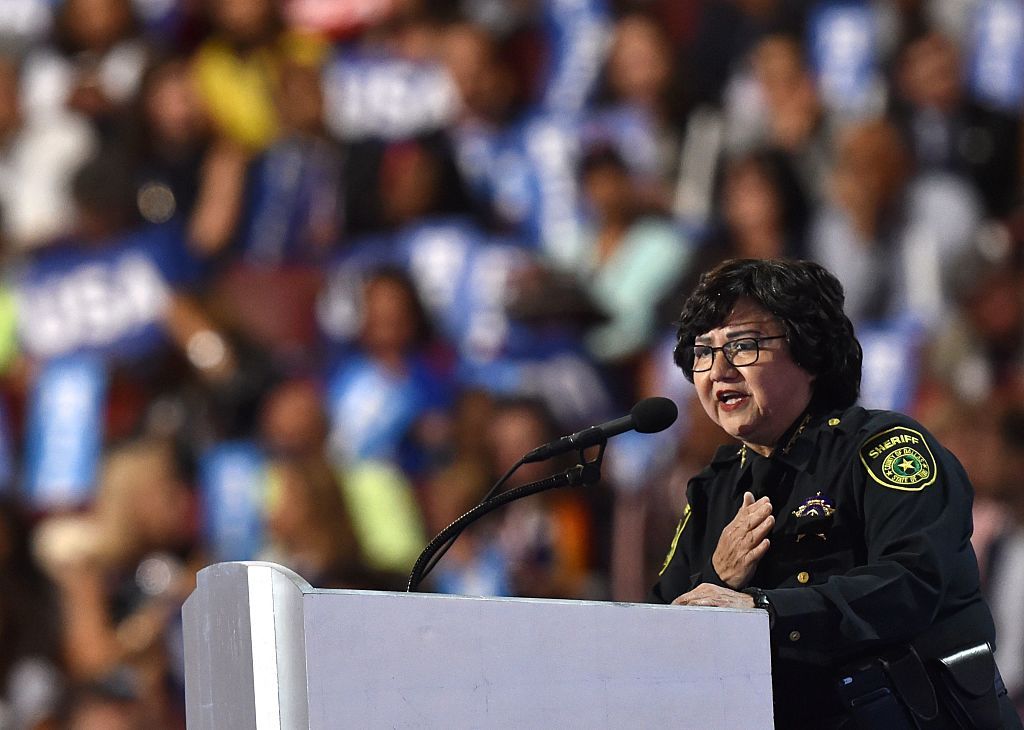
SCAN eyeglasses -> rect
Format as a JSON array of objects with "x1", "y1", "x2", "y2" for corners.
[{"x1": 687, "y1": 336, "x2": 787, "y2": 372}]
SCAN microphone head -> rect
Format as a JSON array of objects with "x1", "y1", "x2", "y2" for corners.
[{"x1": 631, "y1": 397, "x2": 678, "y2": 434}]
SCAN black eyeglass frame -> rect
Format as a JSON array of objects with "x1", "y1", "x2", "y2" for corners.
[{"x1": 688, "y1": 335, "x2": 788, "y2": 372}]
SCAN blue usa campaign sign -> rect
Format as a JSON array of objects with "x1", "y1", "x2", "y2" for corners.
[
  {"x1": 12, "y1": 224, "x2": 197, "y2": 363},
  {"x1": 858, "y1": 316, "x2": 925, "y2": 413},
  {"x1": 23, "y1": 355, "x2": 107, "y2": 508},
  {"x1": 538, "y1": 0, "x2": 610, "y2": 115},
  {"x1": 482, "y1": 112, "x2": 586, "y2": 256},
  {"x1": 809, "y1": 2, "x2": 880, "y2": 118},
  {"x1": 322, "y1": 50, "x2": 456, "y2": 140},
  {"x1": 317, "y1": 219, "x2": 537, "y2": 366},
  {"x1": 199, "y1": 441, "x2": 268, "y2": 562}
]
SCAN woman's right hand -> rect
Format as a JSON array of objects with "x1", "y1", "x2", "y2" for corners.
[{"x1": 712, "y1": 492, "x2": 774, "y2": 588}]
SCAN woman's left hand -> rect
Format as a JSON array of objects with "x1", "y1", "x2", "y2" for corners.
[{"x1": 671, "y1": 583, "x2": 755, "y2": 609}]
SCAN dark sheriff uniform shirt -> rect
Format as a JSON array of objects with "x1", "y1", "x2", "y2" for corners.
[{"x1": 652, "y1": 405, "x2": 996, "y2": 725}]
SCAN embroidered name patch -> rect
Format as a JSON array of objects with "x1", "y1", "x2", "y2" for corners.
[{"x1": 860, "y1": 426, "x2": 937, "y2": 491}]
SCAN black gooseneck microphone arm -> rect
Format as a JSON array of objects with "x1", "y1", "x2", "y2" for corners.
[
  {"x1": 406, "y1": 397, "x2": 677, "y2": 592},
  {"x1": 406, "y1": 443, "x2": 605, "y2": 593},
  {"x1": 411, "y1": 455, "x2": 526, "y2": 588}
]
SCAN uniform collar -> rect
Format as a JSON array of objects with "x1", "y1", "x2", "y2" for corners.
[
  {"x1": 730, "y1": 409, "x2": 813, "y2": 470},
  {"x1": 706, "y1": 408, "x2": 829, "y2": 473},
  {"x1": 774, "y1": 407, "x2": 861, "y2": 472},
  {"x1": 765, "y1": 409, "x2": 818, "y2": 473},
  {"x1": 710, "y1": 442, "x2": 743, "y2": 467},
  {"x1": 773, "y1": 426, "x2": 816, "y2": 471}
]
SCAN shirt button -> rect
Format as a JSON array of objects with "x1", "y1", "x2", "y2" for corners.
[
  {"x1": 789, "y1": 631, "x2": 801, "y2": 642},
  {"x1": 797, "y1": 571, "x2": 810, "y2": 584},
  {"x1": 828, "y1": 418, "x2": 841, "y2": 427}
]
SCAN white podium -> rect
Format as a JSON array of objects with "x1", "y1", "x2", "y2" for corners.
[{"x1": 182, "y1": 562, "x2": 774, "y2": 729}]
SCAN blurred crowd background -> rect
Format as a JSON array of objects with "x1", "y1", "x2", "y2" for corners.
[{"x1": 1, "y1": 0, "x2": 1023, "y2": 726}]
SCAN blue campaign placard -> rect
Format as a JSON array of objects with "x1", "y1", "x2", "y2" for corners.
[
  {"x1": 317, "y1": 220, "x2": 537, "y2": 368},
  {"x1": 399, "y1": 218, "x2": 479, "y2": 341},
  {"x1": 461, "y1": 347, "x2": 615, "y2": 433},
  {"x1": 966, "y1": 0, "x2": 1024, "y2": 111},
  {"x1": 450, "y1": 120, "x2": 503, "y2": 207},
  {"x1": 199, "y1": 442, "x2": 268, "y2": 562},
  {"x1": 451, "y1": 109, "x2": 586, "y2": 254},
  {"x1": 236, "y1": 137, "x2": 343, "y2": 266},
  {"x1": 808, "y1": 2, "x2": 879, "y2": 117},
  {"x1": 858, "y1": 316, "x2": 925, "y2": 413},
  {"x1": 23, "y1": 355, "x2": 107, "y2": 508},
  {"x1": 400, "y1": 222, "x2": 536, "y2": 363},
  {"x1": 13, "y1": 223, "x2": 197, "y2": 363},
  {"x1": 326, "y1": 353, "x2": 448, "y2": 467},
  {"x1": 538, "y1": 0, "x2": 611, "y2": 114},
  {"x1": 322, "y1": 50, "x2": 456, "y2": 141},
  {"x1": 315, "y1": 234, "x2": 398, "y2": 348},
  {"x1": 433, "y1": 542, "x2": 511, "y2": 597},
  {"x1": 481, "y1": 112, "x2": 587, "y2": 255}
]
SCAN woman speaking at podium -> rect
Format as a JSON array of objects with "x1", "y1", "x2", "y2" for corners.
[{"x1": 653, "y1": 259, "x2": 1021, "y2": 729}]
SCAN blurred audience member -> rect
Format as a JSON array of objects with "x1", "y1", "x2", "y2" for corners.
[
  {"x1": 676, "y1": 147, "x2": 809, "y2": 299},
  {"x1": 682, "y1": 0, "x2": 805, "y2": 110},
  {"x1": 892, "y1": 31, "x2": 1021, "y2": 217},
  {"x1": 124, "y1": 53, "x2": 247, "y2": 259},
  {"x1": 260, "y1": 453, "x2": 398, "y2": 589},
  {"x1": 724, "y1": 33, "x2": 828, "y2": 200},
  {"x1": 490, "y1": 398, "x2": 606, "y2": 600},
  {"x1": 325, "y1": 266, "x2": 452, "y2": 473},
  {"x1": 192, "y1": 0, "x2": 327, "y2": 152},
  {"x1": 715, "y1": 147, "x2": 808, "y2": 256},
  {"x1": 982, "y1": 408, "x2": 1024, "y2": 717},
  {"x1": 919, "y1": 398, "x2": 1007, "y2": 570},
  {"x1": 591, "y1": 11, "x2": 685, "y2": 198},
  {"x1": 920, "y1": 249, "x2": 1024, "y2": 407},
  {"x1": 566, "y1": 144, "x2": 690, "y2": 367},
  {"x1": 258, "y1": 377, "x2": 328, "y2": 460},
  {"x1": 345, "y1": 132, "x2": 477, "y2": 238},
  {"x1": 442, "y1": 20, "x2": 517, "y2": 130},
  {"x1": 421, "y1": 388, "x2": 495, "y2": 533},
  {"x1": 234, "y1": 59, "x2": 342, "y2": 266},
  {"x1": 424, "y1": 396, "x2": 606, "y2": 600},
  {"x1": 32, "y1": 438, "x2": 198, "y2": 728},
  {"x1": 200, "y1": 57, "x2": 341, "y2": 373},
  {"x1": 0, "y1": 52, "x2": 95, "y2": 250},
  {"x1": 808, "y1": 119, "x2": 910, "y2": 322},
  {"x1": 439, "y1": 20, "x2": 518, "y2": 207},
  {"x1": 809, "y1": 117, "x2": 980, "y2": 326},
  {"x1": 21, "y1": 0, "x2": 148, "y2": 139},
  {"x1": 0, "y1": 497, "x2": 63, "y2": 730}
]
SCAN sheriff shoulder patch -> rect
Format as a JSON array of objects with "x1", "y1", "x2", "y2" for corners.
[{"x1": 859, "y1": 425, "x2": 937, "y2": 491}]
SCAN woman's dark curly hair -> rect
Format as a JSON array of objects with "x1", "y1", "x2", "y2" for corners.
[{"x1": 673, "y1": 258, "x2": 862, "y2": 411}]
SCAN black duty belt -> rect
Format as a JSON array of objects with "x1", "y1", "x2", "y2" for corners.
[{"x1": 835, "y1": 642, "x2": 1008, "y2": 729}]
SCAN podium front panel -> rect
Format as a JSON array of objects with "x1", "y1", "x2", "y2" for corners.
[{"x1": 184, "y1": 562, "x2": 773, "y2": 729}]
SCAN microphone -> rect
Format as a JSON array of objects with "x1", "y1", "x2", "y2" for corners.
[{"x1": 522, "y1": 397, "x2": 678, "y2": 464}]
